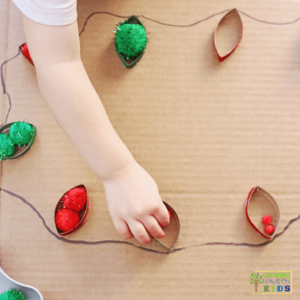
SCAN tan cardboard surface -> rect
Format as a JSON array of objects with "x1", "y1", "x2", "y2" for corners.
[
  {"x1": 1, "y1": 0, "x2": 300, "y2": 298},
  {"x1": 0, "y1": 0, "x2": 9, "y2": 263}
]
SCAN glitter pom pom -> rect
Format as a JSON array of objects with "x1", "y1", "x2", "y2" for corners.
[
  {"x1": 55, "y1": 209, "x2": 80, "y2": 232},
  {"x1": 0, "y1": 289, "x2": 26, "y2": 300},
  {"x1": 10, "y1": 122, "x2": 33, "y2": 146},
  {"x1": 264, "y1": 224, "x2": 275, "y2": 235},
  {"x1": 115, "y1": 23, "x2": 147, "y2": 58},
  {"x1": 0, "y1": 133, "x2": 15, "y2": 159},
  {"x1": 262, "y1": 215, "x2": 272, "y2": 225},
  {"x1": 62, "y1": 186, "x2": 87, "y2": 212}
]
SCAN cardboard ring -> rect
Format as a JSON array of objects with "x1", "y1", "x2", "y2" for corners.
[
  {"x1": 114, "y1": 15, "x2": 147, "y2": 69},
  {"x1": 0, "y1": 122, "x2": 37, "y2": 160},
  {"x1": 214, "y1": 8, "x2": 243, "y2": 62},
  {"x1": 19, "y1": 43, "x2": 34, "y2": 66},
  {"x1": 152, "y1": 201, "x2": 180, "y2": 251},
  {"x1": 55, "y1": 184, "x2": 89, "y2": 236},
  {"x1": 245, "y1": 186, "x2": 281, "y2": 240}
]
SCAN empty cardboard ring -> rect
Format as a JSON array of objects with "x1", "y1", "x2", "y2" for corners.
[
  {"x1": 19, "y1": 43, "x2": 34, "y2": 66},
  {"x1": 0, "y1": 122, "x2": 37, "y2": 160},
  {"x1": 114, "y1": 15, "x2": 147, "y2": 69},
  {"x1": 152, "y1": 201, "x2": 180, "y2": 251},
  {"x1": 55, "y1": 184, "x2": 89, "y2": 236},
  {"x1": 214, "y1": 8, "x2": 243, "y2": 62},
  {"x1": 245, "y1": 186, "x2": 280, "y2": 240}
]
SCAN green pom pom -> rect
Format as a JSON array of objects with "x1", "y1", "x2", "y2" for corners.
[
  {"x1": 0, "y1": 133, "x2": 15, "y2": 158},
  {"x1": 115, "y1": 23, "x2": 147, "y2": 58},
  {"x1": 10, "y1": 122, "x2": 33, "y2": 146},
  {"x1": 0, "y1": 289, "x2": 26, "y2": 300}
]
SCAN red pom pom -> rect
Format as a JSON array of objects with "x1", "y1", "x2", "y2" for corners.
[
  {"x1": 262, "y1": 215, "x2": 272, "y2": 225},
  {"x1": 62, "y1": 187, "x2": 87, "y2": 212},
  {"x1": 55, "y1": 209, "x2": 80, "y2": 232},
  {"x1": 264, "y1": 224, "x2": 275, "y2": 235},
  {"x1": 168, "y1": 210, "x2": 172, "y2": 220}
]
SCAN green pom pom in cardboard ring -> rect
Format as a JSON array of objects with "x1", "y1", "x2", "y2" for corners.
[
  {"x1": 10, "y1": 121, "x2": 34, "y2": 146},
  {"x1": 114, "y1": 15, "x2": 148, "y2": 69},
  {"x1": 0, "y1": 134, "x2": 15, "y2": 159},
  {"x1": 115, "y1": 24, "x2": 147, "y2": 58},
  {"x1": 0, "y1": 122, "x2": 37, "y2": 160}
]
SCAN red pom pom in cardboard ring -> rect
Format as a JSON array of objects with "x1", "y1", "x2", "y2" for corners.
[
  {"x1": 262, "y1": 215, "x2": 272, "y2": 225},
  {"x1": 62, "y1": 186, "x2": 87, "y2": 212},
  {"x1": 54, "y1": 184, "x2": 89, "y2": 236},
  {"x1": 55, "y1": 209, "x2": 80, "y2": 232},
  {"x1": 245, "y1": 186, "x2": 280, "y2": 240},
  {"x1": 264, "y1": 224, "x2": 275, "y2": 235}
]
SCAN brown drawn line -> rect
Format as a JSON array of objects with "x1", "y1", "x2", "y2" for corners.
[
  {"x1": 140, "y1": 10, "x2": 230, "y2": 27},
  {"x1": 0, "y1": 49, "x2": 20, "y2": 127},
  {"x1": 238, "y1": 10, "x2": 300, "y2": 25},
  {"x1": 143, "y1": 10, "x2": 300, "y2": 27},
  {"x1": 2, "y1": 9, "x2": 300, "y2": 125},
  {"x1": 78, "y1": 9, "x2": 300, "y2": 33},
  {"x1": 1, "y1": 188, "x2": 299, "y2": 255},
  {"x1": 79, "y1": 12, "x2": 133, "y2": 36}
]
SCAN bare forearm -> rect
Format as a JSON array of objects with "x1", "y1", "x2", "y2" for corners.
[
  {"x1": 22, "y1": 16, "x2": 134, "y2": 181},
  {"x1": 36, "y1": 61, "x2": 134, "y2": 180}
]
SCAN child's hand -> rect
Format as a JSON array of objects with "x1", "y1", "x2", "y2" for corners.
[{"x1": 103, "y1": 161, "x2": 170, "y2": 244}]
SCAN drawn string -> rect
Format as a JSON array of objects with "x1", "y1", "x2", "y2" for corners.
[
  {"x1": 1, "y1": 188, "x2": 299, "y2": 255},
  {"x1": 3, "y1": 9, "x2": 300, "y2": 125}
]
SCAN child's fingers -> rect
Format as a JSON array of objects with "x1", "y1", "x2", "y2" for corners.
[
  {"x1": 153, "y1": 203, "x2": 170, "y2": 228},
  {"x1": 140, "y1": 215, "x2": 165, "y2": 239},
  {"x1": 127, "y1": 219, "x2": 152, "y2": 244},
  {"x1": 114, "y1": 218, "x2": 134, "y2": 240}
]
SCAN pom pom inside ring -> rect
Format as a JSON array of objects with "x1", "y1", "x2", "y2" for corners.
[
  {"x1": 54, "y1": 184, "x2": 89, "y2": 236},
  {"x1": 245, "y1": 186, "x2": 280, "y2": 240},
  {"x1": 114, "y1": 15, "x2": 147, "y2": 69},
  {"x1": 0, "y1": 122, "x2": 36, "y2": 160}
]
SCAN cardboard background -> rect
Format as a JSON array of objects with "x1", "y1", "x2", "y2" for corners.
[{"x1": 1, "y1": 0, "x2": 300, "y2": 298}]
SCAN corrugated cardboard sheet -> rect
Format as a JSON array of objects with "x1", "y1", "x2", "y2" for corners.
[{"x1": 1, "y1": 0, "x2": 300, "y2": 298}]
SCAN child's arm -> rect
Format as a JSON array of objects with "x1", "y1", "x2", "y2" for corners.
[{"x1": 22, "y1": 15, "x2": 170, "y2": 244}]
